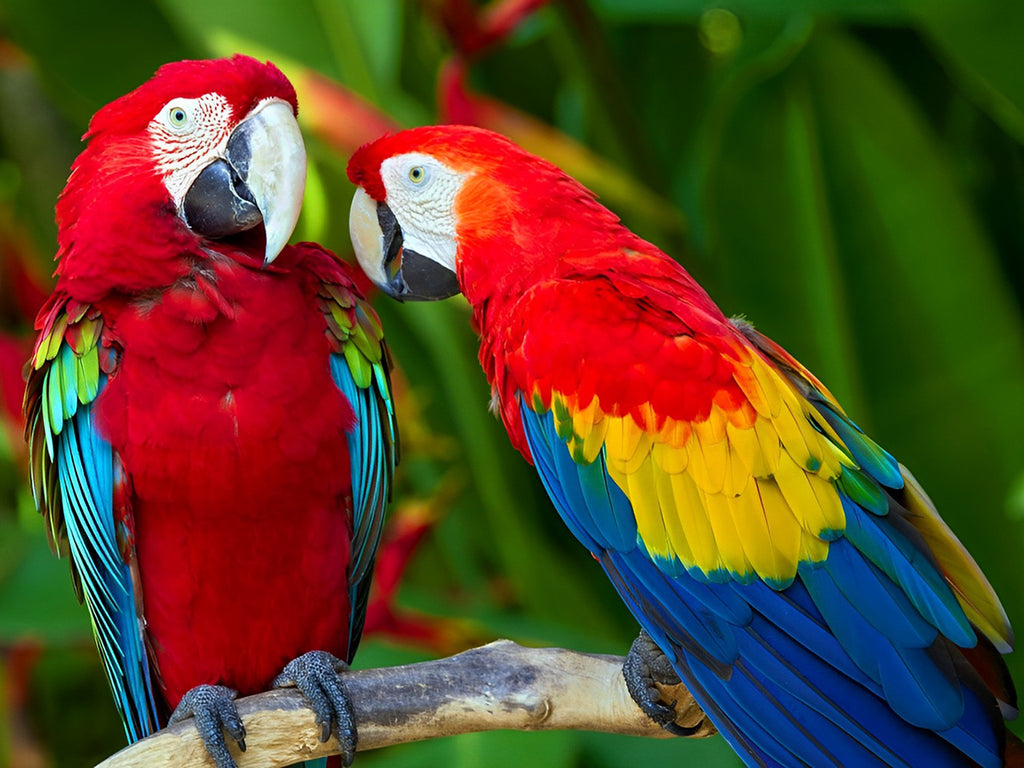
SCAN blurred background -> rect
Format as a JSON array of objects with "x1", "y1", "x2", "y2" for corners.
[{"x1": 1, "y1": 0, "x2": 1023, "y2": 766}]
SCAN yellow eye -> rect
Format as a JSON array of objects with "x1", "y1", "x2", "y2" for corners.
[
  {"x1": 168, "y1": 105, "x2": 189, "y2": 128},
  {"x1": 408, "y1": 166, "x2": 426, "y2": 183}
]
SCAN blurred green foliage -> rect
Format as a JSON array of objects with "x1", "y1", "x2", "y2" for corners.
[{"x1": 0, "y1": 0, "x2": 1023, "y2": 766}]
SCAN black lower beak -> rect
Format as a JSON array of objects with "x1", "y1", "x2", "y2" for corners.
[
  {"x1": 377, "y1": 202, "x2": 460, "y2": 302},
  {"x1": 179, "y1": 101, "x2": 307, "y2": 261},
  {"x1": 391, "y1": 248, "x2": 461, "y2": 301},
  {"x1": 179, "y1": 100, "x2": 305, "y2": 265},
  {"x1": 181, "y1": 152, "x2": 261, "y2": 238}
]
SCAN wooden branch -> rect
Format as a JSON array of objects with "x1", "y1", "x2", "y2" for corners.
[{"x1": 96, "y1": 640, "x2": 715, "y2": 767}]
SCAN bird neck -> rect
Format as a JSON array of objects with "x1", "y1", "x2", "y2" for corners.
[{"x1": 54, "y1": 141, "x2": 204, "y2": 304}]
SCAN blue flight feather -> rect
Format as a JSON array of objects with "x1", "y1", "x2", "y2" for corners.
[
  {"x1": 53, "y1": 375, "x2": 159, "y2": 743},
  {"x1": 735, "y1": 579, "x2": 875, "y2": 688},
  {"x1": 841, "y1": 497, "x2": 975, "y2": 647},
  {"x1": 738, "y1": 618, "x2": 905, "y2": 765},
  {"x1": 577, "y1": 448, "x2": 638, "y2": 551},
  {"x1": 878, "y1": 643, "x2": 963, "y2": 731},
  {"x1": 520, "y1": 402, "x2": 603, "y2": 552},
  {"x1": 516, "y1": 388, "x2": 1003, "y2": 767},
  {"x1": 800, "y1": 559, "x2": 965, "y2": 730},
  {"x1": 822, "y1": 538, "x2": 938, "y2": 647},
  {"x1": 609, "y1": 549, "x2": 738, "y2": 667},
  {"x1": 329, "y1": 352, "x2": 396, "y2": 659},
  {"x1": 523, "y1": 403, "x2": 638, "y2": 551}
]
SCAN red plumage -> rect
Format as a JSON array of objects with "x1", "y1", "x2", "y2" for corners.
[
  {"x1": 94, "y1": 246, "x2": 357, "y2": 706},
  {"x1": 55, "y1": 55, "x2": 296, "y2": 300},
  {"x1": 30, "y1": 57, "x2": 391, "y2": 738},
  {"x1": 347, "y1": 125, "x2": 739, "y2": 452}
]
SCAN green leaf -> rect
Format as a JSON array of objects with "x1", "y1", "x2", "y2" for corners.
[
  {"x1": 704, "y1": 36, "x2": 864, "y2": 412},
  {"x1": 590, "y1": 0, "x2": 907, "y2": 23},
  {"x1": 158, "y1": 0, "x2": 340, "y2": 79},
  {"x1": 807, "y1": 30, "x2": 1024, "y2": 549},
  {"x1": 0, "y1": 520, "x2": 91, "y2": 644},
  {"x1": 906, "y1": 0, "x2": 1024, "y2": 143},
  {"x1": 4, "y1": 0, "x2": 195, "y2": 122},
  {"x1": 375, "y1": 299, "x2": 624, "y2": 638}
]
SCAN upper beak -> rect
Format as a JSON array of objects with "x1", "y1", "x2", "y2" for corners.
[
  {"x1": 182, "y1": 99, "x2": 306, "y2": 267},
  {"x1": 349, "y1": 187, "x2": 461, "y2": 302}
]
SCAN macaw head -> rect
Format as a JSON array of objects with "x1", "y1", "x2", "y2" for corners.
[
  {"x1": 346, "y1": 125, "x2": 625, "y2": 304},
  {"x1": 56, "y1": 55, "x2": 306, "y2": 297}
]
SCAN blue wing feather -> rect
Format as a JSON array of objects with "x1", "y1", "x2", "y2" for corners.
[
  {"x1": 52, "y1": 377, "x2": 159, "y2": 742},
  {"x1": 841, "y1": 497, "x2": 976, "y2": 647},
  {"x1": 517, "y1": 399, "x2": 1005, "y2": 767},
  {"x1": 329, "y1": 351, "x2": 396, "y2": 660},
  {"x1": 812, "y1": 399, "x2": 904, "y2": 491},
  {"x1": 520, "y1": 404, "x2": 605, "y2": 552},
  {"x1": 821, "y1": 538, "x2": 937, "y2": 647},
  {"x1": 25, "y1": 304, "x2": 159, "y2": 744}
]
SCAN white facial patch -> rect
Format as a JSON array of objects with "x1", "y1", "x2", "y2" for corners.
[
  {"x1": 379, "y1": 152, "x2": 466, "y2": 272},
  {"x1": 148, "y1": 92, "x2": 233, "y2": 206}
]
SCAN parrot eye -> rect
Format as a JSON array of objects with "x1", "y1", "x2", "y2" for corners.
[
  {"x1": 167, "y1": 104, "x2": 192, "y2": 131},
  {"x1": 408, "y1": 166, "x2": 428, "y2": 184}
]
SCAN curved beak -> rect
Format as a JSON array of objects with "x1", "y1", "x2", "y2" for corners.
[
  {"x1": 182, "y1": 99, "x2": 306, "y2": 267},
  {"x1": 349, "y1": 187, "x2": 461, "y2": 302}
]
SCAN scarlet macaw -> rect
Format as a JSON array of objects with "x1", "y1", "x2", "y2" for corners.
[
  {"x1": 24, "y1": 56, "x2": 396, "y2": 768},
  {"x1": 346, "y1": 125, "x2": 1017, "y2": 766}
]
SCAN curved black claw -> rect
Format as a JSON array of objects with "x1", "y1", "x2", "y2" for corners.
[
  {"x1": 168, "y1": 684, "x2": 246, "y2": 768},
  {"x1": 623, "y1": 630, "x2": 702, "y2": 737},
  {"x1": 273, "y1": 650, "x2": 357, "y2": 765}
]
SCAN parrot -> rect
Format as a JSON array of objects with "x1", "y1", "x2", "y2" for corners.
[
  {"x1": 346, "y1": 125, "x2": 1018, "y2": 767},
  {"x1": 23, "y1": 55, "x2": 397, "y2": 768}
]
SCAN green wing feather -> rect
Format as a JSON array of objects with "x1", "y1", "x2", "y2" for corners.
[
  {"x1": 24, "y1": 296, "x2": 159, "y2": 741},
  {"x1": 319, "y1": 280, "x2": 398, "y2": 659}
]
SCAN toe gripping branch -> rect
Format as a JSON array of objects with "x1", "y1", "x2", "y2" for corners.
[
  {"x1": 168, "y1": 684, "x2": 246, "y2": 768},
  {"x1": 274, "y1": 650, "x2": 358, "y2": 766},
  {"x1": 623, "y1": 631, "x2": 707, "y2": 737}
]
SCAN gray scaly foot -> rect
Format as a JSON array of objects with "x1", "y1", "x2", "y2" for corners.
[
  {"x1": 273, "y1": 650, "x2": 357, "y2": 765},
  {"x1": 168, "y1": 684, "x2": 246, "y2": 768}
]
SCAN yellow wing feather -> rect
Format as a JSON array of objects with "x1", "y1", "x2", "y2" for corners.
[
  {"x1": 652, "y1": 469, "x2": 696, "y2": 566},
  {"x1": 704, "y1": 488, "x2": 753, "y2": 580},
  {"x1": 622, "y1": 452, "x2": 671, "y2": 557},
  {"x1": 668, "y1": 471, "x2": 722, "y2": 573},
  {"x1": 548, "y1": 346, "x2": 855, "y2": 586}
]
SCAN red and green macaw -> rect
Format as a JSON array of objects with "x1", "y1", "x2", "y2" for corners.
[
  {"x1": 24, "y1": 56, "x2": 396, "y2": 768},
  {"x1": 346, "y1": 125, "x2": 1018, "y2": 767}
]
